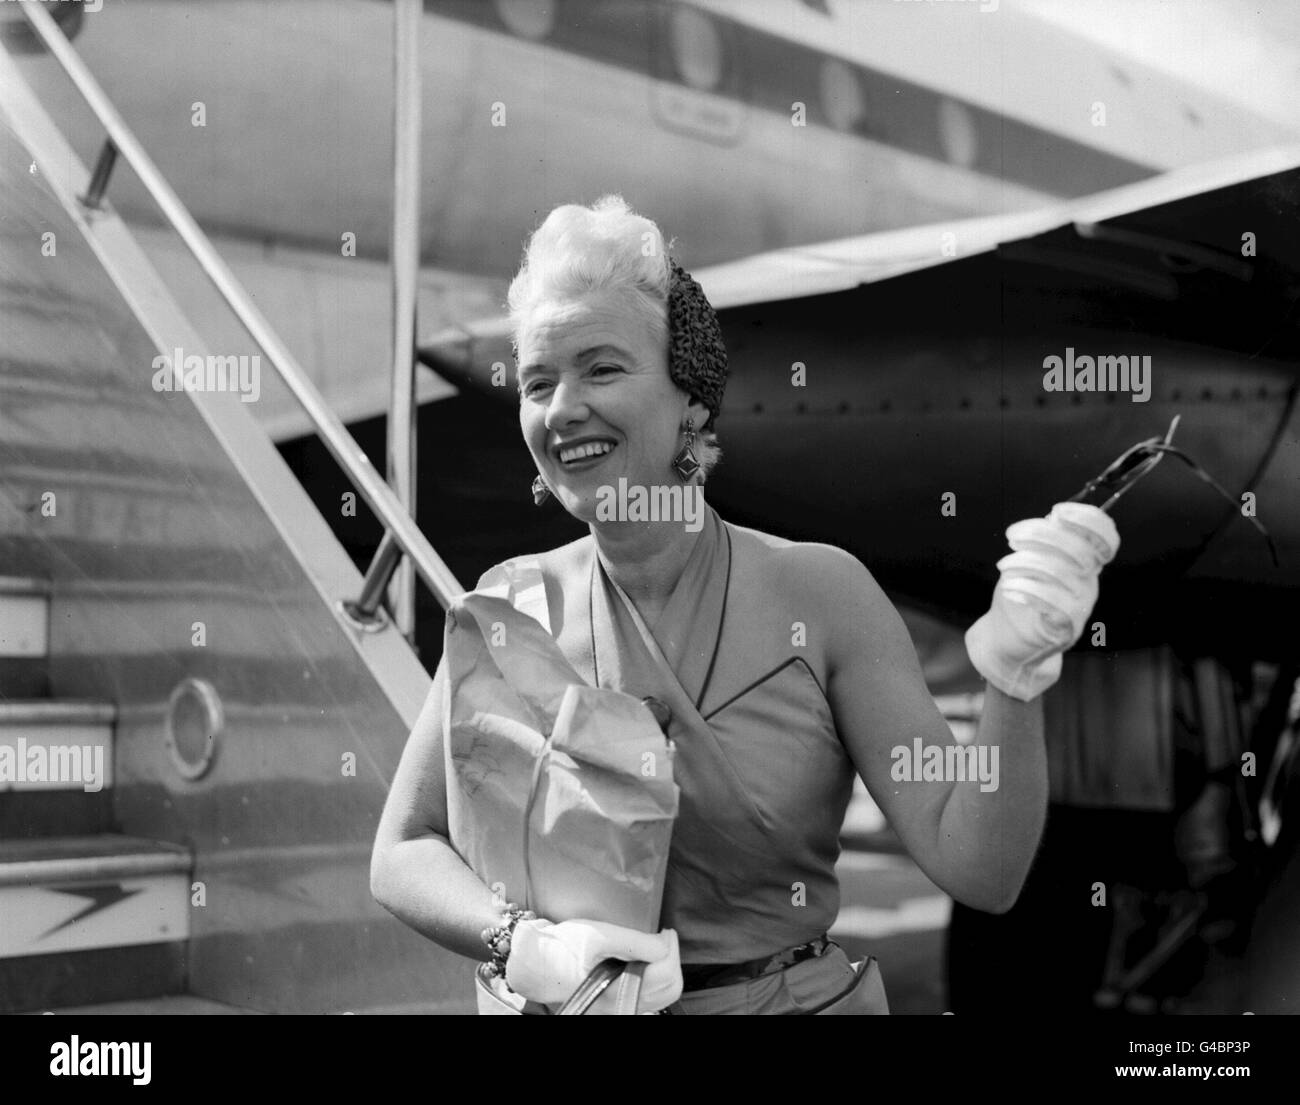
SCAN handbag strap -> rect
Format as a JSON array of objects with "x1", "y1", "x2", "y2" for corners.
[
  {"x1": 556, "y1": 959, "x2": 645, "y2": 1015},
  {"x1": 518, "y1": 731, "x2": 554, "y2": 913}
]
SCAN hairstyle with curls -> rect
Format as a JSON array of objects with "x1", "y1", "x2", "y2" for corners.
[{"x1": 507, "y1": 195, "x2": 722, "y2": 482}]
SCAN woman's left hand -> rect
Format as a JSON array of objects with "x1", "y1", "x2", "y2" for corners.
[{"x1": 964, "y1": 502, "x2": 1120, "y2": 701}]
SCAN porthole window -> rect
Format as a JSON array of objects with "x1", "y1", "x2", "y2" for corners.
[
  {"x1": 938, "y1": 97, "x2": 978, "y2": 169},
  {"x1": 494, "y1": 0, "x2": 556, "y2": 41},
  {"x1": 669, "y1": 6, "x2": 725, "y2": 91},
  {"x1": 165, "y1": 678, "x2": 223, "y2": 781},
  {"x1": 820, "y1": 58, "x2": 865, "y2": 132}
]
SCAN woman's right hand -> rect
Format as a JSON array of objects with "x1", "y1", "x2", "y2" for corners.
[{"x1": 506, "y1": 918, "x2": 682, "y2": 1011}]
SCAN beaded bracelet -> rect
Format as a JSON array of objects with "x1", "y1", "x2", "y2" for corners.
[{"x1": 480, "y1": 903, "x2": 536, "y2": 979}]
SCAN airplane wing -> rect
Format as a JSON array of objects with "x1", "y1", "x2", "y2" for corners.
[
  {"x1": 422, "y1": 143, "x2": 1300, "y2": 389},
  {"x1": 693, "y1": 144, "x2": 1300, "y2": 309}
]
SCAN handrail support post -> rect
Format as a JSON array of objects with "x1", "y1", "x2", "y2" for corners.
[
  {"x1": 341, "y1": 531, "x2": 403, "y2": 631},
  {"x1": 79, "y1": 137, "x2": 117, "y2": 209}
]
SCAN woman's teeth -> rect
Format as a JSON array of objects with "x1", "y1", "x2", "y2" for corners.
[{"x1": 559, "y1": 441, "x2": 614, "y2": 464}]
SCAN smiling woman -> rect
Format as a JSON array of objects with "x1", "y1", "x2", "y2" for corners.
[
  {"x1": 369, "y1": 195, "x2": 1121, "y2": 1015},
  {"x1": 509, "y1": 195, "x2": 722, "y2": 509}
]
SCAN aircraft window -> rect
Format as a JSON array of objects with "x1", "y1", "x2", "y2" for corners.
[
  {"x1": 938, "y1": 97, "x2": 977, "y2": 168},
  {"x1": 494, "y1": 0, "x2": 556, "y2": 41},
  {"x1": 820, "y1": 58, "x2": 865, "y2": 132},
  {"x1": 0, "y1": 1, "x2": 83, "y2": 50},
  {"x1": 669, "y1": 5, "x2": 725, "y2": 91}
]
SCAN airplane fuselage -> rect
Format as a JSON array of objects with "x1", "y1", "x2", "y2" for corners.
[{"x1": 14, "y1": 0, "x2": 1275, "y2": 275}]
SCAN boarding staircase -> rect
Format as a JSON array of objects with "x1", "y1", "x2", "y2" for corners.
[
  {"x1": 0, "y1": 580, "x2": 190, "y2": 1011},
  {"x1": 0, "y1": 5, "x2": 470, "y2": 1013}
]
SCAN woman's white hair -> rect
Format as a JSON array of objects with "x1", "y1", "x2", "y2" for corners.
[{"x1": 507, "y1": 194, "x2": 722, "y2": 481}]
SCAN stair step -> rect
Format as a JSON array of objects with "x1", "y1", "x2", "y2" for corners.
[
  {"x1": 0, "y1": 580, "x2": 51, "y2": 700},
  {"x1": 0, "y1": 835, "x2": 191, "y2": 1014},
  {"x1": 0, "y1": 577, "x2": 52, "y2": 595},
  {"x1": 0, "y1": 790, "x2": 114, "y2": 839},
  {"x1": 0, "y1": 659, "x2": 51, "y2": 701},
  {"x1": 0, "y1": 700, "x2": 116, "y2": 725},
  {"x1": 0, "y1": 701, "x2": 115, "y2": 836},
  {"x1": 1, "y1": 944, "x2": 188, "y2": 1015},
  {"x1": 0, "y1": 834, "x2": 188, "y2": 884},
  {"x1": 0, "y1": 577, "x2": 49, "y2": 659},
  {"x1": 0, "y1": 700, "x2": 114, "y2": 787}
]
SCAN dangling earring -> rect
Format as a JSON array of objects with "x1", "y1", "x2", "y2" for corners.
[
  {"x1": 672, "y1": 417, "x2": 701, "y2": 482},
  {"x1": 531, "y1": 475, "x2": 551, "y2": 506}
]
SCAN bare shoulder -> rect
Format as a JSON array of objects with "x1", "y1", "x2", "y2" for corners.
[
  {"x1": 726, "y1": 521, "x2": 887, "y2": 613},
  {"x1": 531, "y1": 534, "x2": 593, "y2": 579},
  {"x1": 725, "y1": 521, "x2": 909, "y2": 682}
]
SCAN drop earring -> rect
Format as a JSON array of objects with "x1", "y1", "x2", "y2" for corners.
[
  {"x1": 531, "y1": 475, "x2": 551, "y2": 506},
  {"x1": 672, "y1": 417, "x2": 701, "y2": 482}
]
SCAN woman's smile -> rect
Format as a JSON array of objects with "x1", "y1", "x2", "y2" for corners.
[{"x1": 555, "y1": 436, "x2": 618, "y2": 469}]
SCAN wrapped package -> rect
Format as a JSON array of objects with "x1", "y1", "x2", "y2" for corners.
[{"x1": 443, "y1": 578, "x2": 679, "y2": 937}]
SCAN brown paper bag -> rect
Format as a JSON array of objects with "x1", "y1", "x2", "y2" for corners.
[{"x1": 443, "y1": 586, "x2": 678, "y2": 934}]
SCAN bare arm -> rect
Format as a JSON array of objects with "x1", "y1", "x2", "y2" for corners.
[
  {"x1": 938, "y1": 684, "x2": 1046, "y2": 911},
  {"x1": 369, "y1": 659, "x2": 501, "y2": 960},
  {"x1": 811, "y1": 547, "x2": 1047, "y2": 913}
]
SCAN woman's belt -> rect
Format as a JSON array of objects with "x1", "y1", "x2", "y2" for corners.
[{"x1": 679, "y1": 935, "x2": 832, "y2": 992}]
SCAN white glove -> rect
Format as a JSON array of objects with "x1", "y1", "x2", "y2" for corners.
[
  {"x1": 965, "y1": 502, "x2": 1120, "y2": 702},
  {"x1": 505, "y1": 918, "x2": 683, "y2": 1012}
]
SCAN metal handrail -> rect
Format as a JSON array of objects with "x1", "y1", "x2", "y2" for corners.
[
  {"x1": 388, "y1": 0, "x2": 422, "y2": 637},
  {"x1": 20, "y1": 3, "x2": 463, "y2": 612}
]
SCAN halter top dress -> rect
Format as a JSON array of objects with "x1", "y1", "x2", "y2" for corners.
[{"x1": 492, "y1": 504, "x2": 858, "y2": 964}]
